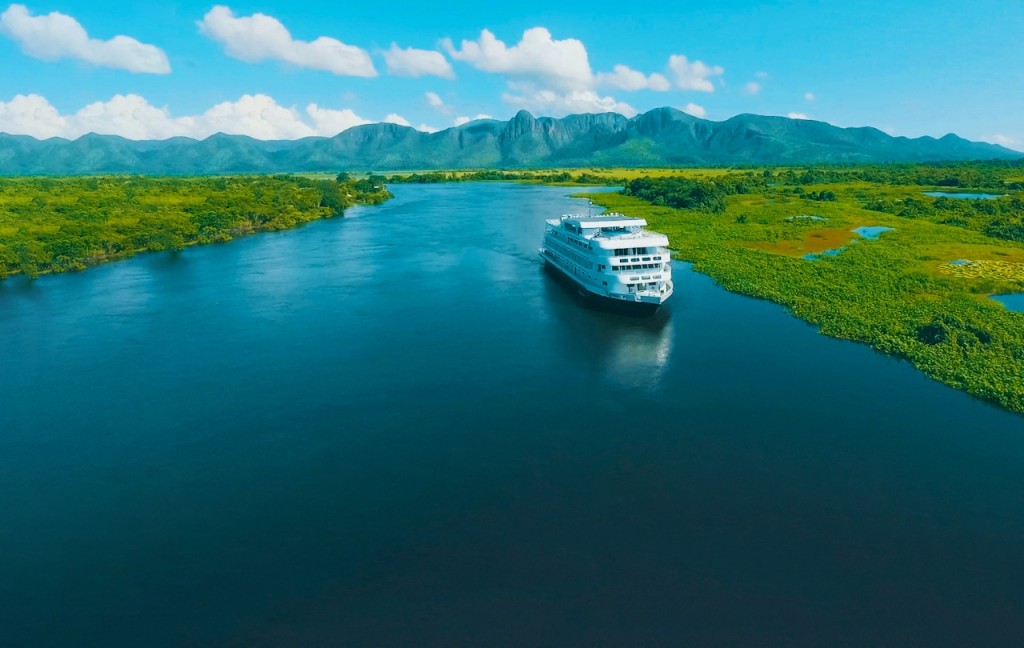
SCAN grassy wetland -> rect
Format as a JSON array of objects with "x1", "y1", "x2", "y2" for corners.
[{"x1": 578, "y1": 163, "x2": 1024, "y2": 413}]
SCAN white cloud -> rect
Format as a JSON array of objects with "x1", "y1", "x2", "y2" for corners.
[
  {"x1": 667, "y1": 54, "x2": 724, "y2": 92},
  {"x1": 680, "y1": 102, "x2": 706, "y2": 119},
  {"x1": 199, "y1": 94, "x2": 317, "y2": 138},
  {"x1": 383, "y1": 113, "x2": 411, "y2": 127},
  {"x1": 804, "y1": 91, "x2": 816, "y2": 101},
  {"x1": 0, "y1": 93, "x2": 196, "y2": 139},
  {"x1": 985, "y1": 134, "x2": 1018, "y2": 148},
  {"x1": 596, "y1": 64, "x2": 670, "y2": 91},
  {"x1": 383, "y1": 43, "x2": 453, "y2": 78},
  {"x1": 0, "y1": 4, "x2": 169, "y2": 73},
  {"x1": 425, "y1": 91, "x2": 444, "y2": 108},
  {"x1": 444, "y1": 27, "x2": 592, "y2": 91},
  {"x1": 503, "y1": 87, "x2": 636, "y2": 118},
  {"x1": 454, "y1": 113, "x2": 493, "y2": 126},
  {"x1": 787, "y1": 112, "x2": 810, "y2": 120},
  {"x1": 0, "y1": 93, "x2": 66, "y2": 138},
  {"x1": 424, "y1": 91, "x2": 454, "y2": 115},
  {"x1": 743, "y1": 82, "x2": 761, "y2": 96},
  {"x1": 305, "y1": 104, "x2": 370, "y2": 136},
  {"x1": 197, "y1": 5, "x2": 375, "y2": 76},
  {"x1": 417, "y1": 124, "x2": 439, "y2": 134},
  {"x1": 442, "y1": 26, "x2": 699, "y2": 117},
  {"x1": 0, "y1": 93, "x2": 439, "y2": 139}
]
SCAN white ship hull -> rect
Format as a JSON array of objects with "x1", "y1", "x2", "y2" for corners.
[{"x1": 539, "y1": 212, "x2": 674, "y2": 315}]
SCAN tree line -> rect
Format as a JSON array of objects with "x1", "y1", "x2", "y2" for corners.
[{"x1": 0, "y1": 175, "x2": 391, "y2": 279}]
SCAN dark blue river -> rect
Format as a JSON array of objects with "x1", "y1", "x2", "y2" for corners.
[{"x1": 2, "y1": 183, "x2": 1023, "y2": 646}]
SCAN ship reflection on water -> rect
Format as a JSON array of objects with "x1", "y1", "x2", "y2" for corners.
[{"x1": 541, "y1": 265, "x2": 674, "y2": 389}]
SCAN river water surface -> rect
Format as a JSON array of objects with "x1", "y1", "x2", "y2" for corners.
[{"x1": 2, "y1": 183, "x2": 1023, "y2": 646}]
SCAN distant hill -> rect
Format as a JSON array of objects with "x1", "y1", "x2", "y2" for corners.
[{"x1": 0, "y1": 108, "x2": 1018, "y2": 174}]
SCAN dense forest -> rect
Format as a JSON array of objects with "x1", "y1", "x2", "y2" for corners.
[
  {"x1": 0, "y1": 174, "x2": 391, "y2": 279},
  {"x1": 582, "y1": 161, "x2": 1024, "y2": 413}
]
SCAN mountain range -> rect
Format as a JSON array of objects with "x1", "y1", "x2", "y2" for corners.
[{"x1": 0, "y1": 107, "x2": 1018, "y2": 174}]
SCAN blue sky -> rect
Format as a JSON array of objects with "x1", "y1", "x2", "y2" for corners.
[{"x1": 0, "y1": 0, "x2": 1020, "y2": 148}]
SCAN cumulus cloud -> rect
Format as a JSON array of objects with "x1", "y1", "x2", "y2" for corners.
[
  {"x1": 383, "y1": 113, "x2": 410, "y2": 127},
  {"x1": 743, "y1": 82, "x2": 761, "y2": 96},
  {"x1": 444, "y1": 27, "x2": 592, "y2": 91},
  {"x1": 306, "y1": 104, "x2": 370, "y2": 135},
  {"x1": 197, "y1": 5, "x2": 375, "y2": 76},
  {"x1": 201, "y1": 94, "x2": 322, "y2": 138},
  {"x1": 454, "y1": 113, "x2": 493, "y2": 126},
  {"x1": 383, "y1": 43, "x2": 453, "y2": 78},
  {"x1": 804, "y1": 91, "x2": 816, "y2": 101},
  {"x1": 0, "y1": 4, "x2": 170, "y2": 73},
  {"x1": 503, "y1": 86, "x2": 636, "y2": 118},
  {"x1": 596, "y1": 64, "x2": 670, "y2": 91},
  {"x1": 0, "y1": 93, "x2": 198, "y2": 139},
  {"x1": 0, "y1": 93, "x2": 436, "y2": 139},
  {"x1": 681, "y1": 102, "x2": 706, "y2": 119},
  {"x1": 787, "y1": 112, "x2": 810, "y2": 120},
  {"x1": 667, "y1": 54, "x2": 724, "y2": 92},
  {"x1": 0, "y1": 93, "x2": 66, "y2": 138}
]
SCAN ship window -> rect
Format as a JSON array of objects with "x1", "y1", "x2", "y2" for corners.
[
  {"x1": 602, "y1": 281, "x2": 608, "y2": 286},
  {"x1": 630, "y1": 258, "x2": 639, "y2": 262}
]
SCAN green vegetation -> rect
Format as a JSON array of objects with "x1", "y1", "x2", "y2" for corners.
[
  {"x1": 581, "y1": 162, "x2": 1024, "y2": 414},
  {"x1": 386, "y1": 167, "x2": 745, "y2": 186},
  {"x1": 0, "y1": 175, "x2": 391, "y2": 279},
  {"x1": 387, "y1": 169, "x2": 615, "y2": 185}
]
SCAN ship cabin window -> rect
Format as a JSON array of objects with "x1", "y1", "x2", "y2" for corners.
[
  {"x1": 598, "y1": 264, "x2": 605, "y2": 271},
  {"x1": 614, "y1": 248, "x2": 629, "y2": 256},
  {"x1": 630, "y1": 258, "x2": 639, "y2": 263}
]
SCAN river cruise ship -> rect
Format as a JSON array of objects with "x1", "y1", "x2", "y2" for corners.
[{"x1": 540, "y1": 212, "x2": 673, "y2": 314}]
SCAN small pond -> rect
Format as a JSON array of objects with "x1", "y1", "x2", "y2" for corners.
[
  {"x1": 992, "y1": 293, "x2": 1024, "y2": 313},
  {"x1": 805, "y1": 226, "x2": 894, "y2": 260},
  {"x1": 925, "y1": 191, "x2": 1005, "y2": 200},
  {"x1": 852, "y1": 226, "x2": 894, "y2": 240}
]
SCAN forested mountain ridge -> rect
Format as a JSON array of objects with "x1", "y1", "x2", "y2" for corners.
[{"x1": 0, "y1": 107, "x2": 1017, "y2": 174}]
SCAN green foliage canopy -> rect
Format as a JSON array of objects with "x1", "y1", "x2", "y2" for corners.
[{"x1": 0, "y1": 174, "x2": 391, "y2": 279}]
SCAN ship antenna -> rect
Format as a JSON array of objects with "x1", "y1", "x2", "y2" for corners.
[{"x1": 588, "y1": 200, "x2": 593, "y2": 218}]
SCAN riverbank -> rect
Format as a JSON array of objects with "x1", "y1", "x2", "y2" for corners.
[
  {"x1": 578, "y1": 167, "x2": 1024, "y2": 413},
  {"x1": 0, "y1": 175, "x2": 391, "y2": 279}
]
